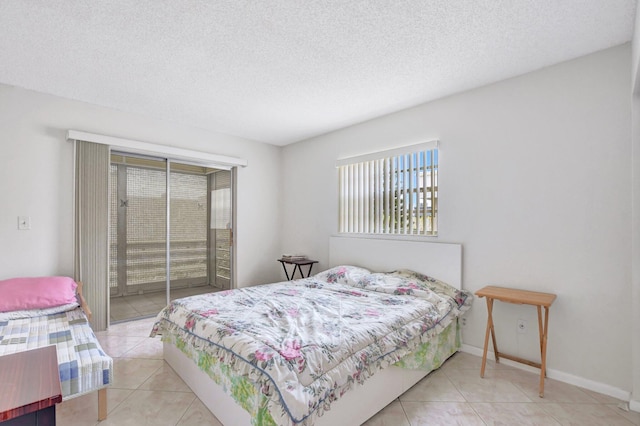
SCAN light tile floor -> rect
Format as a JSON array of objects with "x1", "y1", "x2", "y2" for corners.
[
  {"x1": 56, "y1": 317, "x2": 640, "y2": 425},
  {"x1": 110, "y1": 286, "x2": 221, "y2": 323}
]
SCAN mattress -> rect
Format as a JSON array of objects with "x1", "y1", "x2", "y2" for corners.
[
  {"x1": 0, "y1": 306, "x2": 113, "y2": 399},
  {"x1": 151, "y1": 267, "x2": 472, "y2": 425}
]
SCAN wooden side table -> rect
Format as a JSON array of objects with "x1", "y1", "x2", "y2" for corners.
[
  {"x1": 475, "y1": 285, "x2": 557, "y2": 397},
  {"x1": 0, "y1": 345, "x2": 62, "y2": 425},
  {"x1": 277, "y1": 258, "x2": 318, "y2": 280}
]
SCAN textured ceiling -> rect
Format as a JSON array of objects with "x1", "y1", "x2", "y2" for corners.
[{"x1": 0, "y1": 1, "x2": 636, "y2": 146}]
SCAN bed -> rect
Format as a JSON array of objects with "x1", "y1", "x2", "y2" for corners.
[
  {"x1": 0, "y1": 277, "x2": 113, "y2": 421},
  {"x1": 151, "y1": 237, "x2": 471, "y2": 425}
]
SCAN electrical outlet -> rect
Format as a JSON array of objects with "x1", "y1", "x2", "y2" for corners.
[
  {"x1": 460, "y1": 317, "x2": 467, "y2": 327},
  {"x1": 17, "y1": 216, "x2": 31, "y2": 230},
  {"x1": 517, "y1": 319, "x2": 527, "y2": 334}
]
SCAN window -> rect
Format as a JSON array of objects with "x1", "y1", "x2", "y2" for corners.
[{"x1": 337, "y1": 141, "x2": 438, "y2": 236}]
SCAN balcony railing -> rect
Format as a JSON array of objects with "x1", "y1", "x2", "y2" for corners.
[{"x1": 109, "y1": 239, "x2": 208, "y2": 295}]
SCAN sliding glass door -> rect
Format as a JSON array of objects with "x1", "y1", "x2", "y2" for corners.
[
  {"x1": 209, "y1": 170, "x2": 232, "y2": 291},
  {"x1": 109, "y1": 153, "x2": 233, "y2": 322}
]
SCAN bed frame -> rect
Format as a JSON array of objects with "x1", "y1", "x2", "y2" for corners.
[
  {"x1": 76, "y1": 281, "x2": 109, "y2": 421},
  {"x1": 164, "y1": 236, "x2": 462, "y2": 425}
]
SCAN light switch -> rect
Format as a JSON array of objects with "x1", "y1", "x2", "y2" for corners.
[{"x1": 18, "y1": 216, "x2": 31, "y2": 230}]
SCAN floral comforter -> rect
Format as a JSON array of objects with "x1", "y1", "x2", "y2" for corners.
[{"x1": 151, "y1": 266, "x2": 472, "y2": 425}]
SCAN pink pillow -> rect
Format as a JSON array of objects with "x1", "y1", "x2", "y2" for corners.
[{"x1": 0, "y1": 276, "x2": 78, "y2": 312}]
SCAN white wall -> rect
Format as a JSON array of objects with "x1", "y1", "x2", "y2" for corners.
[
  {"x1": 634, "y1": 0, "x2": 640, "y2": 93},
  {"x1": 632, "y1": 93, "x2": 640, "y2": 411},
  {"x1": 0, "y1": 84, "x2": 283, "y2": 288},
  {"x1": 631, "y1": 0, "x2": 640, "y2": 412},
  {"x1": 281, "y1": 45, "x2": 633, "y2": 394}
]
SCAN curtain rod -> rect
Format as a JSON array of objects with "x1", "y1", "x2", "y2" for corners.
[{"x1": 67, "y1": 130, "x2": 248, "y2": 169}]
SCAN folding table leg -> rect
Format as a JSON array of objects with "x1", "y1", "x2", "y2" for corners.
[
  {"x1": 539, "y1": 306, "x2": 550, "y2": 397},
  {"x1": 481, "y1": 298, "x2": 495, "y2": 377}
]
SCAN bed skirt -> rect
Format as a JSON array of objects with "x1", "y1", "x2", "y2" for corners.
[{"x1": 162, "y1": 319, "x2": 460, "y2": 425}]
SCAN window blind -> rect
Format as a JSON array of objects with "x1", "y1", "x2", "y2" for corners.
[
  {"x1": 338, "y1": 141, "x2": 438, "y2": 236},
  {"x1": 75, "y1": 140, "x2": 110, "y2": 331}
]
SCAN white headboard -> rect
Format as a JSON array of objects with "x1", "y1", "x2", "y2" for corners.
[{"x1": 329, "y1": 236, "x2": 462, "y2": 289}]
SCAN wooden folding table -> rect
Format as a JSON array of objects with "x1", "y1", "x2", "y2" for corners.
[{"x1": 475, "y1": 285, "x2": 557, "y2": 397}]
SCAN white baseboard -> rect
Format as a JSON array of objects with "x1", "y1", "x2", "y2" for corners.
[
  {"x1": 630, "y1": 399, "x2": 640, "y2": 413},
  {"x1": 460, "y1": 344, "x2": 631, "y2": 403}
]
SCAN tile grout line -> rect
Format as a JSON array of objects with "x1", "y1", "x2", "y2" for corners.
[
  {"x1": 173, "y1": 395, "x2": 201, "y2": 426},
  {"x1": 397, "y1": 399, "x2": 412, "y2": 426},
  {"x1": 443, "y1": 365, "x2": 489, "y2": 425}
]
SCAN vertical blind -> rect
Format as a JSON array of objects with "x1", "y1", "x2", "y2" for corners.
[
  {"x1": 337, "y1": 141, "x2": 438, "y2": 236},
  {"x1": 75, "y1": 140, "x2": 110, "y2": 331}
]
